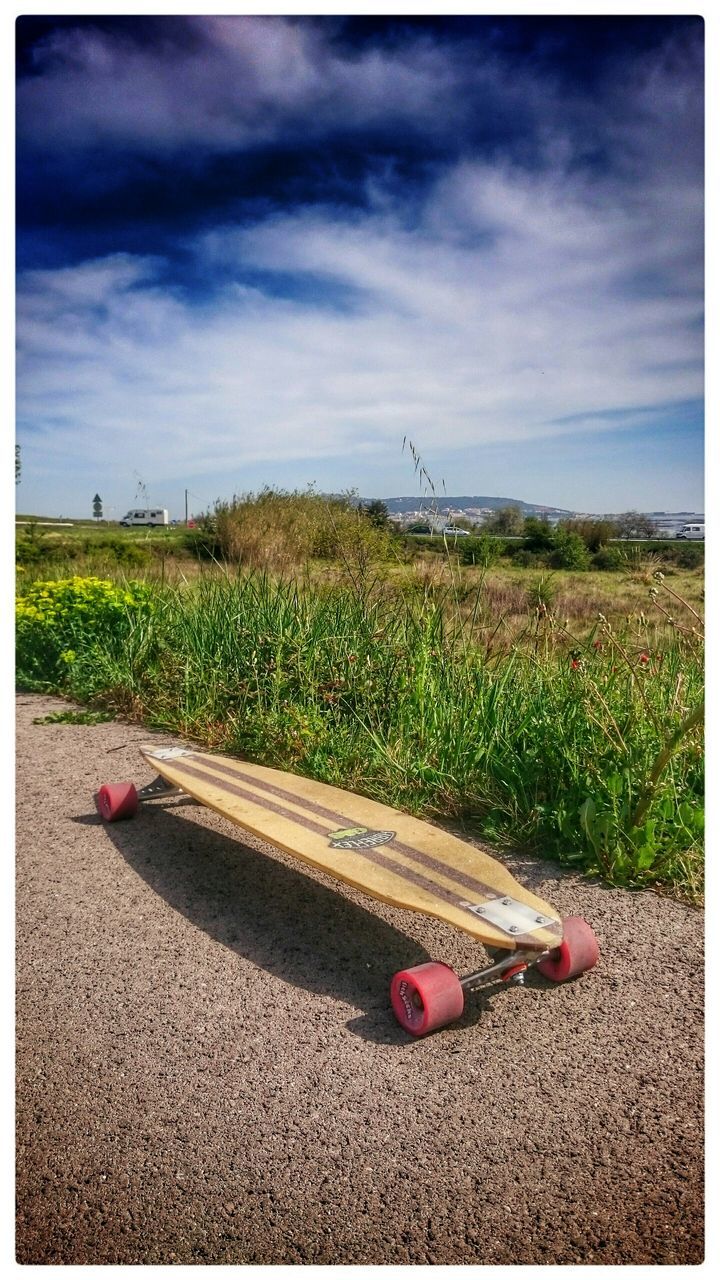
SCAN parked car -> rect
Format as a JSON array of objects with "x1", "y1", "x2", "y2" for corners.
[
  {"x1": 119, "y1": 508, "x2": 169, "y2": 527},
  {"x1": 676, "y1": 523, "x2": 705, "y2": 540}
]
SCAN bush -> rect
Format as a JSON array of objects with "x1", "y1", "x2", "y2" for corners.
[
  {"x1": 560, "y1": 518, "x2": 620, "y2": 551},
  {"x1": 16, "y1": 536, "x2": 56, "y2": 565},
  {"x1": 184, "y1": 525, "x2": 224, "y2": 561},
  {"x1": 548, "y1": 529, "x2": 591, "y2": 570},
  {"x1": 522, "y1": 517, "x2": 555, "y2": 552},
  {"x1": 525, "y1": 574, "x2": 558, "y2": 613},
  {"x1": 211, "y1": 488, "x2": 395, "y2": 574},
  {"x1": 509, "y1": 548, "x2": 544, "y2": 569},
  {"x1": 16, "y1": 576, "x2": 155, "y2": 690},
  {"x1": 672, "y1": 543, "x2": 704, "y2": 569},
  {"x1": 83, "y1": 536, "x2": 151, "y2": 566},
  {"x1": 16, "y1": 533, "x2": 151, "y2": 568},
  {"x1": 511, "y1": 526, "x2": 593, "y2": 571},
  {"x1": 588, "y1": 539, "x2": 702, "y2": 571},
  {"x1": 456, "y1": 535, "x2": 504, "y2": 568},
  {"x1": 591, "y1": 546, "x2": 624, "y2": 571}
]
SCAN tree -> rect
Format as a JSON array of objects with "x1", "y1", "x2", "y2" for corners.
[
  {"x1": 522, "y1": 516, "x2": 555, "y2": 551},
  {"x1": 362, "y1": 499, "x2": 390, "y2": 530},
  {"x1": 561, "y1": 517, "x2": 620, "y2": 551},
  {"x1": 485, "y1": 505, "x2": 524, "y2": 536},
  {"x1": 15, "y1": 444, "x2": 21, "y2": 485},
  {"x1": 93, "y1": 494, "x2": 103, "y2": 521},
  {"x1": 616, "y1": 511, "x2": 658, "y2": 540}
]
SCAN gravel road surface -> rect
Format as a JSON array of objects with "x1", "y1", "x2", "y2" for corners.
[{"x1": 16, "y1": 694, "x2": 704, "y2": 1264}]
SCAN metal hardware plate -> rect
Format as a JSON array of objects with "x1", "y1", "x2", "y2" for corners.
[
  {"x1": 137, "y1": 774, "x2": 182, "y2": 801},
  {"x1": 460, "y1": 896, "x2": 556, "y2": 936},
  {"x1": 148, "y1": 747, "x2": 195, "y2": 761}
]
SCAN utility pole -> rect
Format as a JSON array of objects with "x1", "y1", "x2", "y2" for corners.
[{"x1": 185, "y1": 489, "x2": 189, "y2": 526}]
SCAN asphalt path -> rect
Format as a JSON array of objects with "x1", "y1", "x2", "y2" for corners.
[{"x1": 15, "y1": 694, "x2": 704, "y2": 1264}]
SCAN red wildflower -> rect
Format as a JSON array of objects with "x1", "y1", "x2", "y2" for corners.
[{"x1": 639, "y1": 652, "x2": 650, "y2": 665}]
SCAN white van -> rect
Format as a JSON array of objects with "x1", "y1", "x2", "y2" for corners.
[
  {"x1": 676, "y1": 523, "x2": 704, "y2": 540},
  {"x1": 120, "y1": 508, "x2": 169, "y2": 527}
]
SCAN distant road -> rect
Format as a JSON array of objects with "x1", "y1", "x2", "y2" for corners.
[{"x1": 403, "y1": 533, "x2": 692, "y2": 544}]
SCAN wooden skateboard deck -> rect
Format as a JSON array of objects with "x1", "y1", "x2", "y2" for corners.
[{"x1": 137, "y1": 745, "x2": 563, "y2": 954}]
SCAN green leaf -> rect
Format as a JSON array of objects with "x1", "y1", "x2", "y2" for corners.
[
  {"x1": 579, "y1": 797, "x2": 596, "y2": 834},
  {"x1": 678, "y1": 802, "x2": 704, "y2": 833},
  {"x1": 630, "y1": 819, "x2": 657, "y2": 850},
  {"x1": 636, "y1": 845, "x2": 659, "y2": 871}
]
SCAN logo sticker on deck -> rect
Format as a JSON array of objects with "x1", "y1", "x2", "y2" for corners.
[{"x1": 328, "y1": 826, "x2": 396, "y2": 850}]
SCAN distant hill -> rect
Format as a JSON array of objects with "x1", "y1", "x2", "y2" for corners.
[{"x1": 367, "y1": 495, "x2": 574, "y2": 518}]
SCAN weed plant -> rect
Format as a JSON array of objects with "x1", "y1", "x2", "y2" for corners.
[{"x1": 16, "y1": 576, "x2": 155, "y2": 689}]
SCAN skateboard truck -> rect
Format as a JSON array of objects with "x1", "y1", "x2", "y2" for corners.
[
  {"x1": 390, "y1": 916, "x2": 599, "y2": 1036},
  {"x1": 136, "y1": 775, "x2": 182, "y2": 802},
  {"x1": 459, "y1": 949, "x2": 548, "y2": 990}
]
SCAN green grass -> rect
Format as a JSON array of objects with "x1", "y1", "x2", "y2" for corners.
[
  {"x1": 16, "y1": 569, "x2": 704, "y2": 901},
  {"x1": 15, "y1": 519, "x2": 201, "y2": 583},
  {"x1": 33, "y1": 709, "x2": 116, "y2": 725}
]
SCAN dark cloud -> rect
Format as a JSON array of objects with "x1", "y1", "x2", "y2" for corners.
[{"x1": 16, "y1": 14, "x2": 701, "y2": 283}]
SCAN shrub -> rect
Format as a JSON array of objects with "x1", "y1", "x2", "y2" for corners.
[
  {"x1": 560, "y1": 518, "x2": 620, "y2": 551},
  {"x1": 509, "y1": 548, "x2": 544, "y2": 568},
  {"x1": 83, "y1": 536, "x2": 150, "y2": 566},
  {"x1": 456, "y1": 535, "x2": 503, "y2": 568},
  {"x1": 16, "y1": 533, "x2": 151, "y2": 568},
  {"x1": 211, "y1": 488, "x2": 395, "y2": 575},
  {"x1": 591, "y1": 546, "x2": 624, "y2": 571},
  {"x1": 522, "y1": 517, "x2": 555, "y2": 552},
  {"x1": 549, "y1": 529, "x2": 591, "y2": 570},
  {"x1": 673, "y1": 543, "x2": 704, "y2": 570},
  {"x1": 183, "y1": 525, "x2": 224, "y2": 561},
  {"x1": 16, "y1": 576, "x2": 155, "y2": 690},
  {"x1": 525, "y1": 574, "x2": 558, "y2": 613},
  {"x1": 16, "y1": 536, "x2": 55, "y2": 565}
]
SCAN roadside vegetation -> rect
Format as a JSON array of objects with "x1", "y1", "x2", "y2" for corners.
[{"x1": 16, "y1": 490, "x2": 704, "y2": 903}]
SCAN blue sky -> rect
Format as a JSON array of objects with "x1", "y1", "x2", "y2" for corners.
[{"x1": 15, "y1": 13, "x2": 704, "y2": 519}]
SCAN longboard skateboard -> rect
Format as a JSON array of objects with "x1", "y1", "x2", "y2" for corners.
[{"x1": 96, "y1": 746, "x2": 599, "y2": 1036}]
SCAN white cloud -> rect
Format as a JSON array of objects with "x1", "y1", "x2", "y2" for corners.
[{"x1": 17, "y1": 141, "x2": 702, "y2": 495}]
